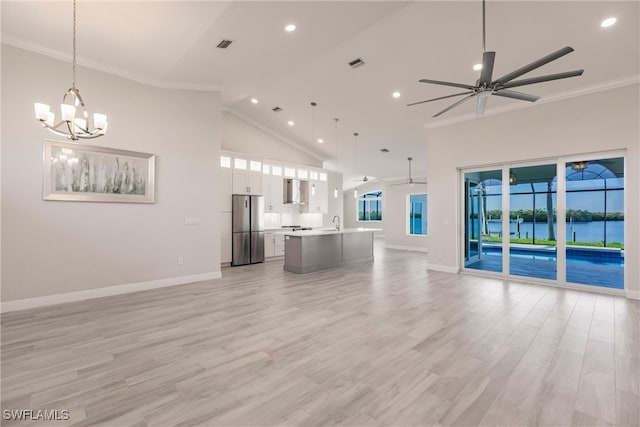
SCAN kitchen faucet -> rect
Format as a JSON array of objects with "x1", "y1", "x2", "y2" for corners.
[{"x1": 332, "y1": 215, "x2": 341, "y2": 231}]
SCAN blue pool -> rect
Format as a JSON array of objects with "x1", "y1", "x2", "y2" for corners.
[{"x1": 466, "y1": 243, "x2": 624, "y2": 289}]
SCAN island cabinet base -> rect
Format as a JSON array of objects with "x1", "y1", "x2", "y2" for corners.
[{"x1": 283, "y1": 231, "x2": 374, "y2": 274}]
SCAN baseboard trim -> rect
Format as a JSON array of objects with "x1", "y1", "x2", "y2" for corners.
[
  {"x1": 385, "y1": 244, "x2": 428, "y2": 253},
  {"x1": 1, "y1": 271, "x2": 222, "y2": 313},
  {"x1": 427, "y1": 264, "x2": 459, "y2": 274},
  {"x1": 626, "y1": 289, "x2": 640, "y2": 300}
]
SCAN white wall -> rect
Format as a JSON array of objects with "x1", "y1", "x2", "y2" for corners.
[
  {"x1": 343, "y1": 180, "x2": 384, "y2": 237},
  {"x1": 425, "y1": 85, "x2": 640, "y2": 297},
  {"x1": 222, "y1": 112, "x2": 322, "y2": 168},
  {"x1": 1, "y1": 45, "x2": 222, "y2": 302},
  {"x1": 384, "y1": 181, "x2": 428, "y2": 252}
]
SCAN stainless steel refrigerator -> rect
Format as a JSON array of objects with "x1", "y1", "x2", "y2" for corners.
[{"x1": 232, "y1": 195, "x2": 265, "y2": 266}]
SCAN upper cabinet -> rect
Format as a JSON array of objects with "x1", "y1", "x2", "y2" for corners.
[
  {"x1": 221, "y1": 152, "x2": 334, "y2": 213},
  {"x1": 264, "y1": 174, "x2": 283, "y2": 213},
  {"x1": 232, "y1": 157, "x2": 263, "y2": 195}
]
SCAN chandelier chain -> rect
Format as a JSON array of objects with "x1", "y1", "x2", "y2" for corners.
[{"x1": 72, "y1": 0, "x2": 77, "y2": 88}]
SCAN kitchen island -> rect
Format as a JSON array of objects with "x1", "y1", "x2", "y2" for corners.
[{"x1": 283, "y1": 228, "x2": 379, "y2": 273}]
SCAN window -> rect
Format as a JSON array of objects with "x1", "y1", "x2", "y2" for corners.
[
  {"x1": 262, "y1": 164, "x2": 270, "y2": 175},
  {"x1": 297, "y1": 169, "x2": 308, "y2": 179},
  {"x1": 309, "y1": 171, "x2": 319, "y2": 181},
  {"x1": 220, "y1": 156, "x2": 231, "y2": 168},
  {"x1": 272, "y1": 165, "x2": 282, "y2": 176},
  {"x1": 284, "y1": 167, "x2": 296, "y2": 177},
  {"x1": 250, "y1": 160, "x2": 262, "y2": 172},
  {"x1": 319, "y1": 172, "x2": 327, "y2": 182},
  {"x1": 357, "y1": 191, "x2": 382, "y2": 221},
  {"x1": 234, "y1": 158, "x2": 247, "y2": 170},
  {"x1": 408, "y1": 194, "x2": 427, "y2": 235}
]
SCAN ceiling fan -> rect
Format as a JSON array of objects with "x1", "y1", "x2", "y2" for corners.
[
  {"x1": 389, "y1": 157, "x2": 427, "y2": 186},
  {"x1": 352, "y1": 132, "x2": 369, "y2": 182},
  {"x1": 407, "y1": 0, "x2": 584, "y2": 117}
]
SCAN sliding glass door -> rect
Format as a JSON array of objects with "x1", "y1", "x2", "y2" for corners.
[
  {"x1": 565, "y1": 157, "x2": 624, "y2": 289},
  {"x1": 464, "y1": 170, "x2": 503, "y2": 273},
  {"x1": 461, "y1": 154, "x2": 625, "y2": 291},
  {"x1": 508, "y1": 164, "x2": 557, "y2": 280}
]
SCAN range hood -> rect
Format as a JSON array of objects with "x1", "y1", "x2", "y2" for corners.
[{"x1": 283, "y1": 179, "x2": 309, "y2": 205}]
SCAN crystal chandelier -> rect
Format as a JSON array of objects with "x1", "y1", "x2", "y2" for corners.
[{"x1": 33, "y1": 0, "x2": 108, "y2": 140}]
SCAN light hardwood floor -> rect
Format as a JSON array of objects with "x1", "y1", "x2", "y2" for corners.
[{"x1": 2, "y1": 244, "x2": 639, "y2": 426}]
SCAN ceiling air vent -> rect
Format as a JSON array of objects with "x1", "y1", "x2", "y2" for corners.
[
  {"x1": 349, "y1": 58, "x2": 365, "y2": 69},
  {"x1": 217, "y1": 40, "x2": 233, "y2": 49},
  {"x1": 272, "y1": 106, "x2": 282, "y2": 112}
]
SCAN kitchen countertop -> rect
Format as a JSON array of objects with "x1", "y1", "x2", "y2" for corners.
[{"x1": 282, "y1": 228, "x2": 381, "y2": 237}]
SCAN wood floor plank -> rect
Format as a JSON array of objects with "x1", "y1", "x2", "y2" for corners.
[{"x1": 1, "y1": 242, "x2": 638, "y2": 427}]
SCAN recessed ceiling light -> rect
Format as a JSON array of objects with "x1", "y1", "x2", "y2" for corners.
[
  {"x1": 601, "y1": 17, "x2": 617, "y2": 28},
  {"x1": 250, "y1": 98, "x2": 258, "y2": 104},
  {"x1": 392, "y1": 91, "x2": 401, "y2": 98},
  {"x1": 287, "y1": 120, "x2": 294, "y2": 126},
  {"x1": 473, "y1": 63, "x2": 483, "y2": 71},
  {"x1": 317, "y1": 138, "x2": 324, "y2": 144},
  {"x1": 285, "y1": 24, "x2": 296, "y2": 32}
]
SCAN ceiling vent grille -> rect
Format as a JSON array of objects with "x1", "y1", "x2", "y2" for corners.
[
  {"x1": 272, "y1": 106, "x2": 282, "y2": 112},
  {"x1": 217, "y1": 40, "x2": 233, "y2": 49},
  {"x1": 349, "y1": 58, "x2": 365, "y2": 68}
]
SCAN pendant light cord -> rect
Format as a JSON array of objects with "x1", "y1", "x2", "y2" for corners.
[
  {"x1": 334, "y1": 118, "x2": 339, "y2": 168},
  {"x1": 72, "y1": 0, "x2": 77, "y2": 89}
]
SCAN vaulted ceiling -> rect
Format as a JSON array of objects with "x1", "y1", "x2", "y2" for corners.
[{"x1": 3, "y1": 1, "x2": 639, "y2": 183}]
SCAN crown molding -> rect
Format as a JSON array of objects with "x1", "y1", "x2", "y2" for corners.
[
  {"x1": 424, "y1": 74, "x2": 640, "y2": 130},
  {"x1": 223, "y1": 108, "x2": 325, "y2": 162},
  {"x1": 2, "y1": 39, "x2": 222, "y2": 92}
]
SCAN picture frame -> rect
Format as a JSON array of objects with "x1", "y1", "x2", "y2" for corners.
[{"x1": 43, "y1": 140, "x2": 156, "y2": 203}]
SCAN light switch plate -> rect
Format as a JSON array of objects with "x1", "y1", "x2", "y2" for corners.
[{"x1": 184, "y1": 217, "x2": 201, "y2": 225}]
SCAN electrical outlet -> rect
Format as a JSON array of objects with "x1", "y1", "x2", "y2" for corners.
[{"x1": 178, "y1": 256, "x2": 184, "y2": 265}]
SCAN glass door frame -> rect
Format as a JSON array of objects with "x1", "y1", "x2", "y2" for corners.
[{"x1": 459, "y1": 150, "x2": 627, "y2": 295}]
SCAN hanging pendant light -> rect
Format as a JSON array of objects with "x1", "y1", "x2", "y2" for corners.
[
  {"x1": 333, "y1": 118, "x2": 340, "y2": 198},
  {"x1": 353, "y1": 132, "x2": 359, "y2": 198},
  {"x1": 33, "y1": 0, "x2": 108, "y2": 140}
]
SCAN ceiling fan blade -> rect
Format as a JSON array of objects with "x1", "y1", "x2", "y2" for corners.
[
  {"x1": 478, "y1": 51, "x2": 495, "y2": 86},
  {"x1": 419, "y1": 79, "x2": 475, "y2": 90},
  {"x1": 493, "y1": 89, "x2": 540, "y2": 102},
  {"x1": 476, "y1": 95, "x2": 488, "y2": 116},
  {"x1": 406, "y1": 91, "x2": 474, "y2": 107},
  {"x1": 501, "y1": 70, "x2": 584, "y2": 89},
  {"x1": 492, "y1": 46, "x2": 575, "y2": 85},
  {"x1": 433, "y1": 93, "x2": 476, "y2": 118}
]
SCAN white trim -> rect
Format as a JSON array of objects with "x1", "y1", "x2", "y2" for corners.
[
  {"x1": 425, "y1": 75, "x2": 640, "y2": 130},
  {"x1": 386, "y1": 244, "x2": 428, "y2": 253},
  {"x1": 224, "y1": 109, "x2": 325, "y2": 162},
  {"x1": 427, "y1": 264, "x2": 459, "y2": 274},
  {"x1": 3, "y1": 39, "x2": 222, "y2": 92},
  {"x1": 626, "y1": 290, "x2": 640, "y2": 300},
  {"x1": 0, "y1": 272, "x2": 222, "y2": 313}
]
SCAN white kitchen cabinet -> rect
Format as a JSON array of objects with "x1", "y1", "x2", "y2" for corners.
[
  {"x1": 263, "y1": 175, "x2": 283, "y2": 213},
  {"x1": 264, "y1": 231, "x2": 275, "y2": 258},
  {"x1": 308, "y1": 180, "x2": 328, "y2": 213},
  {"x1": 232, "y1": 169, "x2": 263, "y2": 195},
  {"x1": 264, "y1": 231, "x2": 285, "y2": 258},
  {"x1": 274, "y1": 233, "x2": 285, "y2": 256},
  {"x1": 220, "y1": 167, "x2": 233, "y2": 212}
]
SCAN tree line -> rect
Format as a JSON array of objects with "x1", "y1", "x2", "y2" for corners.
[{"x1": 473, "y1": 209, "x2": 624, "y2": 222}]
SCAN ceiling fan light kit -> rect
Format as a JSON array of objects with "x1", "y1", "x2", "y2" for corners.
[
  {"x1": 34, "y1": 0, "x2": 108, "y2": 140},
  {"x1": 408, "y1": 0, "x2": 584, "y2": 118}
]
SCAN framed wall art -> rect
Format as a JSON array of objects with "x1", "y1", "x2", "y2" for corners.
[{"x1": 43, "y1": 140, "x2": 156, "y2": 203}]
